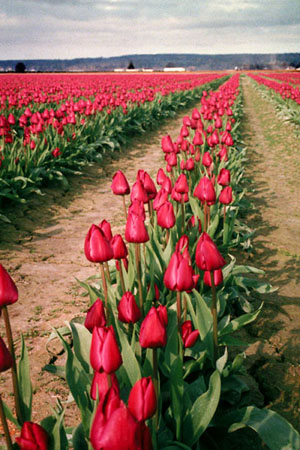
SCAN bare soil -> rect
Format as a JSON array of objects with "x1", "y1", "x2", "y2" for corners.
[
  {"x1": 0, "y1": 79, "x2": 300, "y2": 443},
  {"x1": 239, "y1": 77, "x2": 300, "y2": 432}
]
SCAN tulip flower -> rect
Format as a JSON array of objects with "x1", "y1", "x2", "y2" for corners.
[
  {"x1": 84, "y1": 224, "x2": 113, "y2": 263},
  {"x1": 161, "y1": 176, "x2": 172, "y2": 194},
  {"x1": 130, "y1": 180, "x2": 148, "y2": 204},
  {"x1": 164, "y1": 250, "x2": 196, "y2": 292},
  {"x1": 194, "y1": 176, "x2": 216, "y2": 206},
  {"x1": 202, "y1": 151, "x2": 213, "y2": 168},
  {"x1": 139, "y1": 305, "x2": 168, "y2": 348},
  {"x1": 217, "y1": 168, "x2": 231, "y2": 186},
  {"x1": 84, "y1": 298, "x2": 106, "y2": 332},
  {"x1": 219, "y1": 186, "x2": 233, "y2": 205},
  {"x1": 0, "y1": 337, "x2": 13, "y2": 372},
  {"x1": 128, "y1": 199, "x2": 146, "y2": 221},
  {"x1": 90, "y1": 388, "x2": 147, "y2": 450},
  {"x1": 125, "y1": 212, "x2": 149, "y2": 244},
  {"x1": 128, "y1": 377, "x2": 157, "y2": 422},
  {"x1": 181, "y1": 321, "x2": 199, "y2": 348},
  {"x1": 174, "y1": 173, "x2": 189, "y2": 194},
  {"x1": 15, "y1": 422, "x2": 48, "y2": 450},
  {"x1": 203, "y1": 269, "x2": 223, "y2": 287},
  {"x1": 153, "y1": 188, "x2": 169, "y2": 211},
  {"x1": 90, "y1": 371, "x2": 119, "y2": 401},
  {"x1": 90, "y1": 325, "x2": 122, "y2": 374},
  {"x1": 138, "y1": 171, "x2": 157, "y2": 200},
  {"x1": 195, "y1": 232, "x2": 225, "y2": 272},
  {"x1": 111, "y1": 170, "x2": 130, "y2": 196},
  {"x1": 185, "y1": 157, "x2": 195, "y2": 171},
  {"x1": 161, "y1": 135, "x2": 174, "y2": 153},
  {"x1": 193, "y1": 130, "x2": 203, "y2": 146},
  {"x1": 157, "y1": 201, "x2": 175, "y2": 229},
  {"x1": 0, "y1": 264, "x2": 18, "y2": 307},
  {"x1": 156, "y1": 168, "x2": 167, "y2": 185},
  {"x1": 111, "y1": 234, "x2": 128, "y2": 260},
  {"x1": 117, "y1": 291, "x2": 141, "y2": 324},
  {"x1": 165, "y1": 152, "x2": 177, "y2": 167},
  {"x1": 99, "y1": 219, "x2": 113, "y2": 242}
]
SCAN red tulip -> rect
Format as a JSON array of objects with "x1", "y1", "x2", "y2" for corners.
[
  {"x1": 219, "y1": 186, "x2": 233, "y2": 205},
  {"x1": 217, "y1": 168, "x2": 231, "y2": 186},
  {"x1": 192, "y1": 108, "x2": 201, "y2": 120},
  {"x1": 185, "y1": 157, "x2": 195, "y2": 171},
  {"x1": 194, "y1": 176, "x2": 216, "y2": 206},
  {"x1": 84, "y1": 224, "x2": 114, "y2": 263},
  {"x1": 195, "y1": 232, "x2": 226, "y2": 271},
  {"x1": 99, "y1": 219, "x2": 113, "y2": 242},
  {"x1": 111, "y1": 170, "x2": 130, "y2": 195},
  {"x1": 0, "y1": 337, "x2": 13, "y2": 372},
  {"x1": 128, "y1": 200, "x2": 146, "y2": 220},
  {"x1": 128, "y1": 377, "x2": 157, "y2": 422},
  {"x1": 15, "y1": 422, "x2": 48, "y2": 450},
  {"x1": 90, "y1": 325, "x2": 122, "y2": 374},
  {"x1": 174, "y1": 173, "x2": 189, "y2": 194},
  {"x1": 157, "y1": 201, "x2": 175, "y2": 229},
  {"x1": 153, "y1": 188, "x2": 169, "y2": 211},
  {"x1": 90, "y1": 371, "x2": 119, "y2": 401},
  {"x1": 193, "y1": 130, "x2": 203, "y2": 146},
  {"x1": 125, "y1": 212, "x2": 149, "y2": 243},
  {"x1": 51, "y1": 147, "x2": 61, "y2": 158},
  {"x1": 161, "y1": 135, "x2": 174, "y2": 153},
  {"x1": 130, "y1": 180, "x2": 148, "y2": 203},
  {"x1": 161, "y1": 176, "x2": 172, "y2": 194},
  {"x1": 203, "y1": 269, "x2": 223, "y2": 287},
  {"x1": 0, "y1": 264, "x2": 18, "y2": 306},
  {"x1": 139, "y1": 171, "x2": 157, "y2": 200},
  {"x1": 90, "y1": 388, "x2": 145, "y2": 450},
  {"x1": 217, "y1": 146, "x2": 228, "y2": 162},
  {"x1": 202, "y1": 151, "x2": 213, "y2": 168},
  {"x1": 156, "y1": 168, "x2": 167, "y2": 185},
  {"x1": 164, "y1": 250, "x2": 196, "y2": 292},
  {"x1": 84, "y1": 298, "x2": 106, "y2": 332},
  {"x1": 165, "y1": 152, "x2": 177, "y2": 167},
  {"x1": 181, "y1": 320, "x2": 199, "y2": 348},
  {"x1": 118, "y1": 292, "x2": 141, "y2": 324},
  {"x1": 111, "y1": 234, "x2": 128, "y2": 259},
  {"x1": 139, "y1": 305, "x2": 168, "y2": 348},
  {"x1": 183, "y1": 116, "x2": 192, "y2": 127}
]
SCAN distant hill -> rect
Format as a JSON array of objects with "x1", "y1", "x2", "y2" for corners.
[{"x1": 0, "y1": 53, "x2": 299, "y2": 72}]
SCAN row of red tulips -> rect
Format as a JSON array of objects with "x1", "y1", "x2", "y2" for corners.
[
  {"x1": 1, "y1": 74, "x2": 299, "y2": 449},
  {"x1": 248, "y1": 72, "x2": 300, "y2": 104},
  {"x1": 0, "y1": 73, "x2": 226, "y2": 221}
]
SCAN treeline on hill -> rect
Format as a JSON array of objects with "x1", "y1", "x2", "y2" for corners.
[{"x1": 1, "y1": 52, "x2": 300, "y2": 72}]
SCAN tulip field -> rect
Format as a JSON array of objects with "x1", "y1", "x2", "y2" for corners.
[{"x1": 0, "y1": 71, "x2": 300, "y2": 449}]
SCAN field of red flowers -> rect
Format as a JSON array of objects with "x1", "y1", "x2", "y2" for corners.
[{"x1": 0, "y1": 71, "x2": 300, "y2": 449}]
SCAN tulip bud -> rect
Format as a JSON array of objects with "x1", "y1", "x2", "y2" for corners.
[
  {"x1": 174, "y1": 173, "x2": 189, "y2": 194},
  {"x1": 181, "y1": 320, "x2": 199, "y2": 348},
  {"x1": 139, "y1": 306, "x2": 168, "y2": 348},
  {"x1": 90, "y1": 371, "x2": 119, "y2": 401},
  {"x1": 111, "y1": 234, "x2": 128, "y2": 260},
  {"x1": 202, "y1": 151, "x2": 213, "y2": 168},
  {"x1": 111, "y1": 170, "x2": 130, "y2": 195},
  {"x1": 128, "y1": 377, "x2": 157, "y2": 422},
  {"x1": 0, "y1": 264, "x2": 18, "y2": 306},
  {"x1": 157, "y1": 201, "x2": 175, "y2": 229},
  {"x1": 185, "y1": 157, "x2": 195, "y2": 171},
  {"x1": 99, "y1": 219, "x2": 113, "y2": 242},
  {"x1": 194, "y1": 176, "x2": 216, "y2": 206},
  {"x1": 15, "y1": 422, "x2": 48, "y2": 450},
  {"x1": 153, "y1": 188, "x2": 169, "y2": 211},
  {"x1": 118, "y1": 292, "x2": 141, "y2": 324},
  {"x1": 90, "y1": 326, "x2": 122, "y2": 374},
  {"x1": 161, "y1": 135, "x2": 174, "y2": 153},
  {"x1": 125, "y1": 212, "x2": 149, "y2": 243},
  {"x1": 219, "y1": 186, "x2": 233, "y2": 205},
  {"x1": 130, "y1": 180, "x2": 148, "y2": 203},
  {"x1": 0, "y1": 337, "x2": 13, "y2": 372},
  {"x1": 164, "y1": 250, "x2": 196, "y2": 292},
  {"x1": 161, "y1": 176, "x2": 172, "y2": 194},
  {"x1": 217, "y1": 168, "x2": 231, "y2": 186},
  {"x1": 156, "y1": 168, "x2": 167, "y2": 185},
  {"x1": 84, "y1": 298, "x2": 106, "y2": 332},
  {"x1": 128, "y1": 199, "x2": 146, "y2": 220},
  {"x1": 195, "y1": 232, "x2": 226, "y2": 271},
  {"x1": 84, "y1": 224, "x2": 114, "y2": 263},
  {"x1": 193, "y1": 130, "x2": 203, "y2": 146}
]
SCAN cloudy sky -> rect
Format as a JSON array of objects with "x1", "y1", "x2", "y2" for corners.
[{"x1": 0, "y1": 0, "x2": 299, "y2": 60}]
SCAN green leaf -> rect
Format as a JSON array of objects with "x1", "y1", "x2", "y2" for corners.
[
  {"x1": 170, "y1": 353, "x2": 184, "y2": 440},
  {"x1": 17, "y1": 335, "x2": 32, "y2": 422},
  {"x1": 222, "y1": 406, "x2": 300, "y2": 450},
  {"x1": 114, "y1": 318, "x2": 141, "y2": 386},
  {"x1": 69, "y1": 321, "x2": 92, "y2": 374},
  {"x1": 42, "y1": 364, "x2": 66, "y2": 379},
  {"x1": 182, "y1": 370, "x2": 221, "y2": 446},
  {"x1": 219, "y1": 303, "x2": 263, "y2": 337},
  {"x1": 190, "y1": 290, "x2": 214, "y2": 361},
  {"x1": 72, "y1": 423, "x2": 89, "y2": 450}
]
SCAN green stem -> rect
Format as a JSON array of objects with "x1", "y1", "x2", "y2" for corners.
[
  {"x1": 135, "y1": 243, "x2": 144, "y2": 317},
  {"x1": 204, "y1": 202, "x2": 207, "y2": 232},
  {"x1": 210, "y1": 272, "x2": 219, "y2": 365},
  {"x1": 2, "y1": 306, "x2": 23, "y2": 425},
  {"x1": 152, "y1": 349, "x2": 159, "y2": 434},
  {"x1": 100, "y1": 263, "x2": 109, "y2": 322},
  {"x1": 0, "y1": 394, "x2": 13, "y2": 450},
  {"x1": 119, "y1": 260, "x2": 126, "y2": 294},
  {"x1": 181, "y1": 197, "x2": 185, "y2": 234},
  {"x1": 104, "y1": 262, "x2": 111, "y2": 283},
  {"x1": 176, "y1": 291, "x2": 182, "y2": 331}
]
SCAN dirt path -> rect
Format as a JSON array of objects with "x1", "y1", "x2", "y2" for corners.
[
  {"x1": 0, "y1": 107, "x2": 195, "y2": 426},
  {"x1": 240, "y1": 76, "x2": 300, "y2": 431}
]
